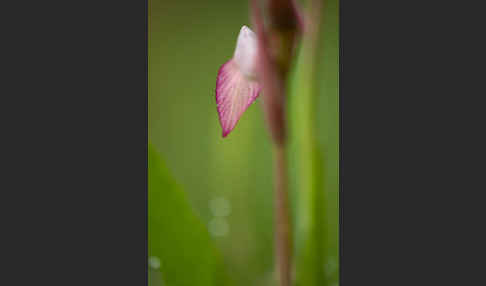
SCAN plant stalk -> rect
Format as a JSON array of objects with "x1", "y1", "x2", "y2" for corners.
[
  {"x1": 274, "y1": 143, "x2": 291, "y2": 286},
  {"x1": 250, "y1": 0, "x2": 300, "y2": 285}
]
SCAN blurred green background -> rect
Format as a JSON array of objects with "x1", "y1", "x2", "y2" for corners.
[{"x1": 148, "y1": 0, "x2": 338, "y2": 285}]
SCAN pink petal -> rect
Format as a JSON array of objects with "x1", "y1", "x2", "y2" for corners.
[{"x1": 216, "y1": 59, "x2": 261, "y2": 137}]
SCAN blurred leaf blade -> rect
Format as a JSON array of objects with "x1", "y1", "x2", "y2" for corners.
[
  {"x1": 317, "y1": 0, "x2": 340, "y2": 284},
  {"x1": 289, "y1": 42, "x2": 326, "y2": 286},
  {"x1": 288, "y1": 0, "x2": 339, "y2": 285},
  {"x1": 148, "y1": 143, "x2": 230, "y2": 286}
]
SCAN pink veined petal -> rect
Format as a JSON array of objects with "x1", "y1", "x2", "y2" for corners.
[{"x1": 216, "y1": 59, "x2": 261, "y2": 138}]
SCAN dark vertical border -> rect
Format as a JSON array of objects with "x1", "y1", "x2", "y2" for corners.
[
  {"x1": 339, "y1": 0, "x2": 481, "y2": 284},
  {"x1": 1, "y1": 0, "x2": 148, "y2": 285}
]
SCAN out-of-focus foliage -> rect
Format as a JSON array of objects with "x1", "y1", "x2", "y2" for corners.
[
  {"x1": 149, "y1": 0, "x2": 338, "y2": 285},
  {"x1": 148, "y1": 143, "x2": 230, "y2": 286}
]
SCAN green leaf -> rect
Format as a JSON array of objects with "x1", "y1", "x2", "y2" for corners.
[
  {"x1": 289, "y1": 47, "x2": 326, "y2": 286},
  {"x1": 288, "y1": 0, "x2": 339, "y2": 285},
  {"x1": 148, "y1": 143, "x2": 230, "y2": 286}
]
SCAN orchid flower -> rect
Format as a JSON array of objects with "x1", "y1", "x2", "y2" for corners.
[
  {"x1": 214, "y1": 2, "x2": 304, "y2": 286},
  {"x1": 216, "y1": 25, "x2": 261, "y2": 137}
]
